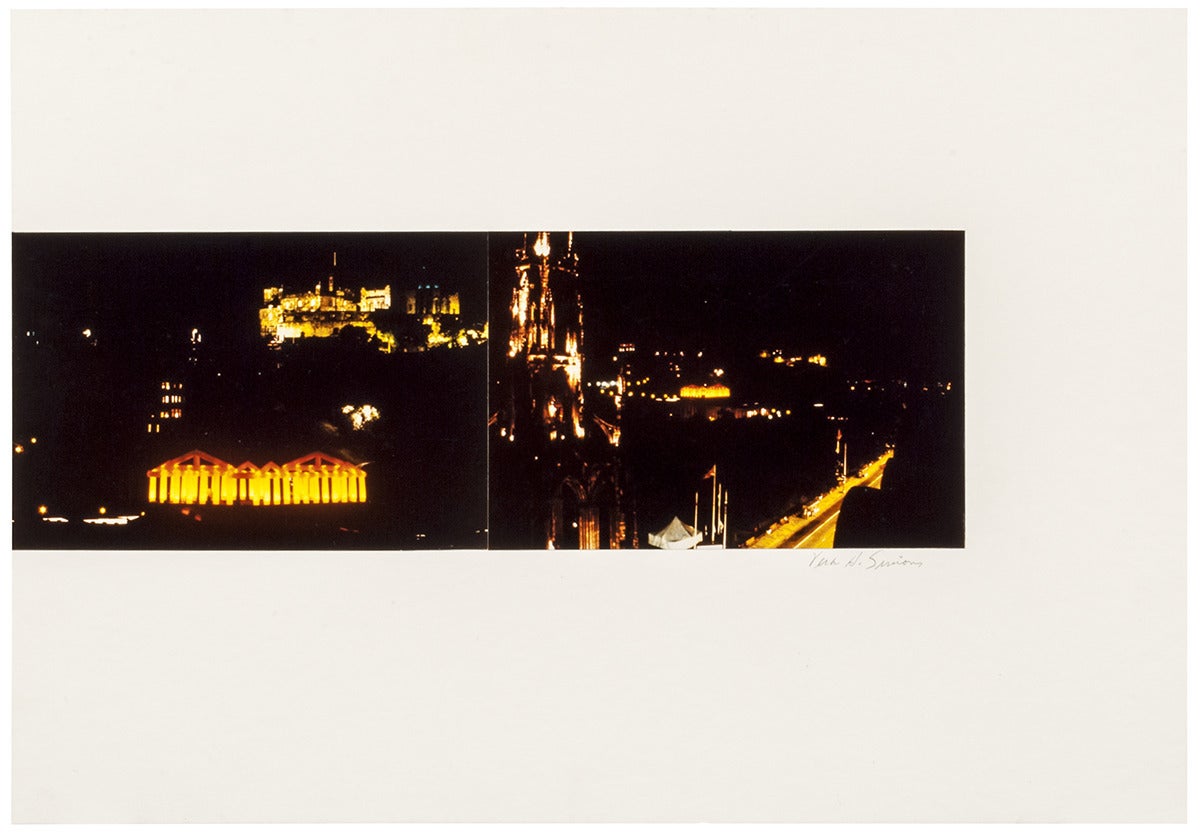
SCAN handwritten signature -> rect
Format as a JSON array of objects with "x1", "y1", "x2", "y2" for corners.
[{"x1": 808, "y1": 551, "x2": 924, "y2": 570}]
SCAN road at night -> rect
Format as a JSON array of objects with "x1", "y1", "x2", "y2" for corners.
[{"x1": 743, "y1": 451, "x2": 891, "y2": 549}]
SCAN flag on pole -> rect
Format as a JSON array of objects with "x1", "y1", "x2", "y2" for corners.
[
  {"x1": 703, "y1": 465, "x2": 717, "y2": 480},
  {"x1": 835, "y1": 429, "x2": 841, "y2": 454}
]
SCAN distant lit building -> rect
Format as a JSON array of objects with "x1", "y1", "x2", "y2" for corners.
[
  {"x1": 402, "y1": 285, "x2": 459, "y2": 316},
  {"x1": 679, "y1": 383, "x2": 730, "y2": 399},
  {"x1": 147, "y1": 380, "x2": 184, "y2": 434}
]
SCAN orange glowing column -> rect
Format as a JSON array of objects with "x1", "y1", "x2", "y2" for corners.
[{"x1": 181, "y1": 468, "x2": 198, "y2": 504}]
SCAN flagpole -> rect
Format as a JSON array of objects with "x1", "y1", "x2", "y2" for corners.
[
  {"x1": 711, "y1": 466, "x2": 718, "y2": 542},
  {"x1": 722, "y1": 489, "x2": 729, "y2": 548},
  {"x1": 716, "y1": 482, "x2": 722, "y2": 530},
  {"x1": 693, "y1": 491, "x2": 699, "y2": 533}
]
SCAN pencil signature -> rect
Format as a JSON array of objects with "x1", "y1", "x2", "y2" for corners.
[{"x1": 808, "y1": 551, "x2": 924, "y2": 570}]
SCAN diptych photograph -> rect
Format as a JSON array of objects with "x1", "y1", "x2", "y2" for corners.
[{"x1": 12, "y1": 230, "x2": 963, "y2": 550}]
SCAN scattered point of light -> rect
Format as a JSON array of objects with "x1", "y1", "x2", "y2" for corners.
[
  {"x1": 14, "y1": 445, "x2": 24, "y2": 454},
  {"x1": 98, "y1": 506, "x2": 107, "y2": 515},
  {"x1": 82, "y1": 328, "x2": 92, "y2": 338},
  {"x1": 813, "y1": 402, "x2": 824, "y2": 408},
  {"x1": 37, "y1": 505, "x2": 47, "y2": 515}
]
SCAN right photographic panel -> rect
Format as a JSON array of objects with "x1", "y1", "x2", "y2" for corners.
[{"x1": 488, "y1": 231, "x2": 964, "y2": 551}]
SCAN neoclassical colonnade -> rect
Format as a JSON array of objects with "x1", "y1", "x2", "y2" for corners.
[{"x1": 147, "y1": 451, "x2": 367, "y2": 506}]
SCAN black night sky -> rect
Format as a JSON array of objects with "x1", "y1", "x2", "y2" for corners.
[{"x1": 568, "y1": 231, "x2": 963, "y2": 385}]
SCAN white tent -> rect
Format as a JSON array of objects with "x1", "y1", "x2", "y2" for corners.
[{"x1": 647, "y1": 516, "x2": 703, "y2": 550}]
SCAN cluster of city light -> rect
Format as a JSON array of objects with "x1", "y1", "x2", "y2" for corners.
[
  {"x1": 341, "y1": 403, "x2": 381, "y2": 430},
  {"x1": 847, "y1": 379, "x2": 955, "y2": 394},
  {"x1": 850, "y1": 379, "x2": 893, "y2": 392},
  {"x1": 35, "y1": 503, "x2": 144, "y2": 525},
  {"x1": 743, "y1": 406, "x2": 790, "y2": 420},
  {"x1": 759, "y1": 349, "x2": 829, "y2": 368},
  {"x1": 421, "y1": 318, "x2": 485, "y2": 350}
]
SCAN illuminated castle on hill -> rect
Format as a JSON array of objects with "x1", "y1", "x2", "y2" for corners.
[{"x1": 259, "y1": 252, "x2": 464, "y2": 351}]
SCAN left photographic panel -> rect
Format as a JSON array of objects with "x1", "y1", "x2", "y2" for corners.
[{"x1": 11, "y1": 233, "x2": 490, "y2": 550}]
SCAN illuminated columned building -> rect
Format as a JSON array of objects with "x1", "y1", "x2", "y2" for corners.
[
  {"x1": 146, "y1": 450, "x2": 367, "y2": 507},
  {"x1": 495, "y1": 232, "x2": 629, "y2": 550}
]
